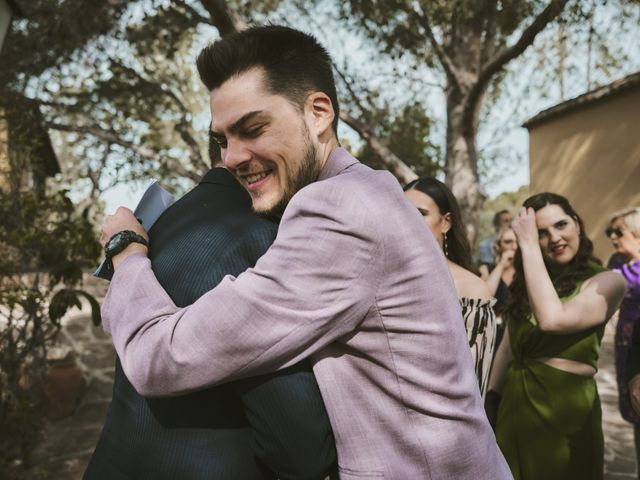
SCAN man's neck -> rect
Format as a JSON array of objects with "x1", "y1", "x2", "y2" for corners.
[{"x1": 317, "y1": 137, "x2": 340, "y2": 171}]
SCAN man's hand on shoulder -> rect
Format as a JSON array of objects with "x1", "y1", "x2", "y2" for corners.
[{"x1": 100, "y1": 207, "x2": 149, "y2": 269}]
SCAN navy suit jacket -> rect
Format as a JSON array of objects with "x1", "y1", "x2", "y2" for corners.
[{"x1": 84, "y1": 168, "x2": 336, "y2": 479}]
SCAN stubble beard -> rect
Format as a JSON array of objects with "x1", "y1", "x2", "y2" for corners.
[{"x1": 257, "y1": 125, "x2": 322, "y2": 218}]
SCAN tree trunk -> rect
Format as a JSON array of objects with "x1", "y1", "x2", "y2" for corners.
[
  {"x1": 439, "y1": 1, "x2": 568, "y2": 249},
  {"x1": 443, "y1": 20, "x2": 485, "y2": 249},
  {"x1": 444, "y1": 87, "x2": 485, "y2": 248},
  {"x1": 200, "y1": 0, "x2": 246, "y2": 35}
]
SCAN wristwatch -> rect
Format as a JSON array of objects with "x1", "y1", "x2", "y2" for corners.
[{"x1": 104, "y1": 230, "x2": 149, "y2": 259}]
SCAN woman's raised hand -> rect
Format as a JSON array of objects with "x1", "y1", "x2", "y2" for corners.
[{"x1": 511, "y1": 207, "x2": 539, "y2": 252}]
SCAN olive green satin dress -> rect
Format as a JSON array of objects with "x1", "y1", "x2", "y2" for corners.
[{"x1": 496, "y1": 284, "x2": 605, "y2": 480}]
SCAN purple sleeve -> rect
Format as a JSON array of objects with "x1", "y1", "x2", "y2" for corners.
[
  {"x1": 101, "y1": 181, "x2": 381, "y2": 396},
  {"x1": 616, "y1": 260, "x2": 640, "y2": 299}
]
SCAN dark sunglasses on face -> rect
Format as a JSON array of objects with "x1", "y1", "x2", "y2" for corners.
[{"x1": 605, "y1": 226, "x2": 625, "y2": 238}]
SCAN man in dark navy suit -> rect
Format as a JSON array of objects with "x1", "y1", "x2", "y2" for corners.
[{"x1": 84, "y1": 140, "x2": 336, "y2": 479}]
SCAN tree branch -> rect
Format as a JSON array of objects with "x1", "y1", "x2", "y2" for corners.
[
  {"x1": 462, "y1": 0, "x2": 568, "y2": 135},
  {"x1": 199, "y1": 0, "x2": 247, "y2": 36},
  {"x1": 110, "y1": 59, "x2": 208, "y2": 173},
  {"x1": 472, "y1": 0, "x2": 568, "y2": 107},
  {"x1": 410, "y1": 4, "x2": 462, "y2": 91},
  {"x1": 340, "y1": 112, "x2": 417, "y2": 184},
  {"x1": 479, "y1": 0, "x2": 499, "y2": 66},
  {"x1": 175, "y1": 119, "x2": 209, "y2": 173},
  {"x1": 333, "y1": 63, "x2": 371, "y2": 121},
  {"x1": 331, "y1": 61, "x2": 417, "y2": 183},
  {"x1": 46, "y1": 122, "x2": 200, "y2": 182},
  {"x1": 86, "y1": 143, "x2": 110, "y2": 200}
]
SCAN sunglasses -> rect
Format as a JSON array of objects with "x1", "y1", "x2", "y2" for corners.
[{"x1": 605, "y1": 226, "x2": 625, "y2": 238}]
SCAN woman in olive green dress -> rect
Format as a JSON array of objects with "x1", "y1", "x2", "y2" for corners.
[{"x1": 487, "y1": 192, "x2": 626, "y2": 480}]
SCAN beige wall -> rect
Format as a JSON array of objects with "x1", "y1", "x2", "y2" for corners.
[{"x1": 529, "y1": 87, "x2": 640, "y2": 262}]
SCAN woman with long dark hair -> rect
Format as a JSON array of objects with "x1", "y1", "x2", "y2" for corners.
[
  {"x1": 488, "y1": 192, "x2": 626, "y2": 480},
  {"x1": 404, "y1": 178, "x2": 496, "y2": 396}
]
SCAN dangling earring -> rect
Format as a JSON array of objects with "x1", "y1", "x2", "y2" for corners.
[{"x1": 443, "y1": 232, "x2": 449, "y2": 257}]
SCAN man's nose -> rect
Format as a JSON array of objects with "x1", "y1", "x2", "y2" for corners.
[{"x1": 223, "y1": 140, "x2": 251, "y2": 170}]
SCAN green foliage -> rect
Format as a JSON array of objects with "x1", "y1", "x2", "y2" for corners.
[
  {"x1": 357, "y1": 103, "x2": 442, "y2": 178},
  {"x1": 0, "y1": 0, "x2": 129, "y2": 88},
  {"x1": 125, "y1": 2, "x2": 201, "y2": 61},
  {"x1": 3, "y1": 0, "x2": 639, "y2": 235},
  {"x1": 340, "y1": 0, "x2": 540, "y2": 61},
  {"x1": 0, "y1": 189, "x2": 101, "y2": 474},
  {"x1": 1, "y1": 0, "x2": 220, "y2": 207},
  {"x1": 49, "y1": 289, "x2": 102, "y2": 327},
  {"x1": 0, "y1": 190, "x2": 101, "y2": 281}
]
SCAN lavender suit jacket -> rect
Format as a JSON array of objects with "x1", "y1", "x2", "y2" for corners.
[{"x1": 102, "y1": 148, "x2": 511, "y2": 479}]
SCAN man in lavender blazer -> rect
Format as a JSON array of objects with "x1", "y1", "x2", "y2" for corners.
[{"x1": 99, "y1": 26, "x2": 511, "y2": 479}]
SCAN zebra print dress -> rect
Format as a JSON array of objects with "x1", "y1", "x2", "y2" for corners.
[{"x1": 460, "y1": 297, "x2": 497, "y2": 397}]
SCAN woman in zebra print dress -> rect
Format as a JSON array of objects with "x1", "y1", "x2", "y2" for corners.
[{"x1": 404, "y1": 178, "x2": 497, "y2": 396}]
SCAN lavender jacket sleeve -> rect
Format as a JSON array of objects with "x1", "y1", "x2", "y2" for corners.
[{"x1": 102, "y1": 181, "x2": 382, "y2": 397}]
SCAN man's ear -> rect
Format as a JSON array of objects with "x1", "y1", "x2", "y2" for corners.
[{"x1": 305, "y1": 92, "x2": 335, "y2": 138}]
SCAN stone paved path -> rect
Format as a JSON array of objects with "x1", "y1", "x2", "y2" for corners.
[
  {"x1": 12, "y1": 296, "x2": 640, "y2": 479},
  {"x1": 599, "y1": 314, "x2": 638, "y2": 480}
]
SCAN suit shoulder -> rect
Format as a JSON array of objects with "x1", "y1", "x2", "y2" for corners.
[
  {"x1": 278, "y1": 171, "x2": 389, "y2": 254},
  {"x1": 293, "y1": 165, "x2": 399, "y2": 212}
]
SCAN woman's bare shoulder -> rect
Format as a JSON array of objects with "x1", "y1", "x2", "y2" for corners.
[
  {"x1": 449, "y1": 262, "x2": 492, "y2": 300},
  {"x1": 582, "y1": 270, "x2": 628, "y2": 299}
]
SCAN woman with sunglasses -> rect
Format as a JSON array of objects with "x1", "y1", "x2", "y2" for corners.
[
  {"x1": 488, "y1": 193, "x2": 625, "y2": 480},
  {"x1": 404, "y1": 178, "x2": 496, "y2": 397},
  {"x1": 606, "y1": 207, "x2": 640, "y2": 473}
]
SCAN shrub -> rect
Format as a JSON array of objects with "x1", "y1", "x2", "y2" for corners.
[{"x1": 0, "y1": 189, "x2": 101, "y2": 475}]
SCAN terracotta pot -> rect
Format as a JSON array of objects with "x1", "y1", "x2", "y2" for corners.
[{"x1": 43, "y1": 357, "x2": 85, "y2": 421}]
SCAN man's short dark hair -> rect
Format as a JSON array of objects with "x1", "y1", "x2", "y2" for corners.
[
  {"x1": 196, "y1": 25, "x2": 340, "y2": 134},
  {"x1": 492, "y1": 209, "x2": 510, "y2": 227}
]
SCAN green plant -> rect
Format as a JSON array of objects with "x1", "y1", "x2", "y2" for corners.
[{"x1": 0, "y1": 189, "x2": 101, "y2": 475}]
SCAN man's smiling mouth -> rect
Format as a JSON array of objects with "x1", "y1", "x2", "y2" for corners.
[{"x1": 245, "y1": 172, "x2": 270, "y2": 184}]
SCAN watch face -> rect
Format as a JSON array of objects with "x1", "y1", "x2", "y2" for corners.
[
  {"x1": 105, "y1": 230, "x2": 147, "y2": 259},
  {"x1": 106, "y1": 233, "x2": 121, "y2": 256},
  {"x1": 112, "y1": 231, "x2": 126, "y2": 243}
]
